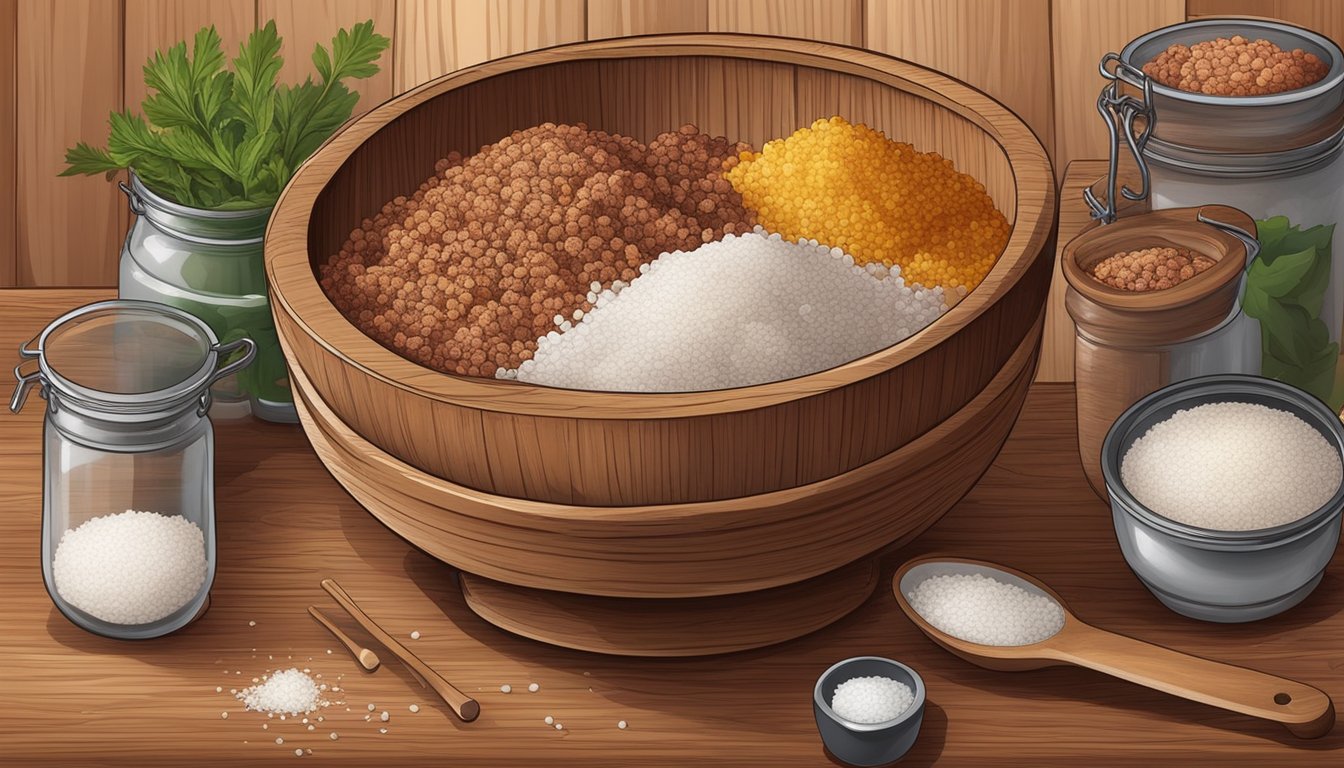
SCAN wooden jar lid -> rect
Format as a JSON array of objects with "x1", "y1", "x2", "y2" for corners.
[{"x1": 1061, "y1": 204, "x2": 1256, "y2": 349}]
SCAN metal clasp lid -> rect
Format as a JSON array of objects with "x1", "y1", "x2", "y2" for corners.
[
  {"x1": 10, "y1": 339, "x2": 44, "y2": 413},
  {"x1": 1086, "y1": 53, "x2": 1157, "y2": 224}
]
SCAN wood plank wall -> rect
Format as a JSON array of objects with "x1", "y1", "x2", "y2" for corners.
[{"x1": 0, "y1": 0, "x2": 1332, "y2": 381}]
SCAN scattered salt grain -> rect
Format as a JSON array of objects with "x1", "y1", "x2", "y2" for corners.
[
  {"x1": 908, "y1": 573, "x2": 1064, "y2": 646},
  {"x1": 528, "y1": 683, "x2": 540, "y2": 693},
  {"x1": 618, "y1": 720, "x2": 628, "y2": 730},
  {"x1": 544, "y1": 716, "x2": 554, "y2": 725},
  {"x1": 410, "y1": 631, "x2": 421, "y2": 640},
  {"x1": 500, "y1": 685, "x2": 511, "y2": 693},
  {"x1": 220, "y1": 712, "x2": 228, "y2": 719},
  {"x1": 830, "y1": 676, "x2": 914, "y2": 724},
  {"x1": 249, "y1": 620, "x2": 256, "y2": 627},
  {"x1": 379, "y1": 728, "x2": 388, "y2": 734},
  {"x1": 51, "y1": 509, "x2": 206, "y2": 624},
  {"x1": 237, "y1": 668, "x2": 323, "y2": 715},
  {"x1": 1121, "y1": 401, "x2": 1342, "y2": 530},
  {"x1": 409, "y1": 705, "x2": 420, "y2": 713},
  {"x1": 294, "y1": 748, "x2": 303, "y2": 757},
  {"x1": 329, "y1": 733, "x2": 339, "y2": 741},
  {"x1": 367, "y1": 704, "x2": 376, "y2": 711},
  {"x1": 380, "y1": 711, "x2": 390, "y2": 722},
  {"x1": 555, "y1": 723, "x2": 563, "y2": 730},
  {"x1": 275, "y1": 737, "x2": 284, "y2": 745},
  {"x1": 216, "y1": 687, "x2": 223, "y2": 693}
]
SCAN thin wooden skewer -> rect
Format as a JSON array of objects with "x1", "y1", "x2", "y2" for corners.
[
  {"x1": 308, "y1": 606, "x2": 381, "y2": 671},
  {"x1": 321, "y1": 578, "x2": 481, "y2": 722}
]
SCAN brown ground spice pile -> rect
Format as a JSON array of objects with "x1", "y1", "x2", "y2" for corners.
[
  {"x1": 320, "y1": 123, "x2": 755, "y2": 377},
  {"x1": 1143, "y1": 35, "x2": 1328, "y2": 96},
  {"x1": 1088, "y1": 246, "x2": 1216, "y2": 292}
]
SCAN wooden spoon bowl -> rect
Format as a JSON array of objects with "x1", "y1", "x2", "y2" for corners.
[{"x1": 893, "y1": 555, "x2": 1336, "y2": 738}]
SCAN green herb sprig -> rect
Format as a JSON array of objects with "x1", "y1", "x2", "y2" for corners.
[
  {"x1": 1245, "y1": 216, "x2": 1340, "y2": 409},
  {"x1": 61, "y1": 20, "x2": 389, "y2": 210}
]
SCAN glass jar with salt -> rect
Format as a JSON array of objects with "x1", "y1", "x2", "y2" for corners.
[{"x1": 9, "y1": 300, "x2": 254, "y2": 639}]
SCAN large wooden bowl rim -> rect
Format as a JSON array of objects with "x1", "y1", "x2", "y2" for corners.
[{"x1": 266, "y1": 33, "x2": 1055, "y2": 419}]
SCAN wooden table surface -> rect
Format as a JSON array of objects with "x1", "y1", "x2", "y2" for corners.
[{"x1": 3, "y1": 175, "x2": 1344, "y2": 766}]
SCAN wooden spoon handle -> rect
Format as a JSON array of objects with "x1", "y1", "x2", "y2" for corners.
[
  {"x1": 321, "y1": 579, "x2": 481, "y2": 722},
  {"x1": 1052, "y1": 625, "x2": 1334, "y2": 738},
  {"x1": 308, "y1": 606, "x2": 380, "y2": 670}
]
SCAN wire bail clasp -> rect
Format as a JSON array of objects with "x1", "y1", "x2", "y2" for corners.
[{"x1": 1086, "y1": 53, "x2": 1156, "y2": 224}]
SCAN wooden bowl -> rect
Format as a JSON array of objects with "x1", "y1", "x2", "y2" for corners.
[{"x1": 266, "y1": 34, "x2": 1056, "y2": 655}]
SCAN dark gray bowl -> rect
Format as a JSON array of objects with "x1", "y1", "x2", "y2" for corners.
[{"x1": 813, "y1": 656, "x2": 925, "y2": 766}]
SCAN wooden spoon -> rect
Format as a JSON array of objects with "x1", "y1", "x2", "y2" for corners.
[
  {"x1": 321, "y1": 578, "x2": 480, "y2": 722},
  {"x1": 893, "y1": 555, "x2": 1335, "y2": 739},
  {"x1": 308, "y1": 606, "x2": 381, "y2": 671}
]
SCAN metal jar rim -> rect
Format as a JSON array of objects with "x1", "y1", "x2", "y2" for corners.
[
  {"x1": 1120, "y1": 18, "x2": 1344, "y2": 108},
  {"x1": 1100, "y1": 374, "x2": 1344, "y2": 549},
  {"x1": 126, "y1": 171, "x2": 272, "y2": 247},
  {"x1": 25, "y1": 300, "x2": 221, "y2": 417}
]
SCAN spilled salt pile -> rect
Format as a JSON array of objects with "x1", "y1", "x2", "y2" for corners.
[
  {"x1": 1121, "y1": 401, "x2": 1341, "y2": 531},
  {"x1": 499, "y1": 228, "x2": 947, "y2": 391},
  {"x1": 908, "y1": 573, "x2": 1063, "y2": 646},
  {"x1": 237, "y1": 668, "x2": 325, "y2": 715},
  {"x1": 51, "y1": 509, "x2": 206, "y2": 625},
  {"x1": 831, "y1": 676, "x2": 914, "y2": 724}
]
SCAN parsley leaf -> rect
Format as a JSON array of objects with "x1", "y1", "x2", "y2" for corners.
[{"x1": 62, "y1": 19, "x2": 388, "y2": 210}]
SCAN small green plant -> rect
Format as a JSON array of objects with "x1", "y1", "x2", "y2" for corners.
[
  {"x1": 61, "y1": 20, "x2": 389, "y2": 209},
  {"x1": 1245, "y1": 216, "x2": 1340, "y2": 409}
]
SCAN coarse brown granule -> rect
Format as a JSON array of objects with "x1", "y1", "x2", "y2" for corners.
[
  {"x1": 1142, "y1": 35, "x2": 1328, "y2": 96},
  {"x1": 1088, "y1": 246, "x2": 1216, "y2": 292},
  {"x1": 320, "y1": 122, "x2": 756, "y2": 377}
]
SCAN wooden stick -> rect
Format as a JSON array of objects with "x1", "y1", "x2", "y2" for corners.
[
  {"x1": 308, "y1": 606, "x2": 381, "y2": 672},
  {"x1": 321, "y1": 578, "x2": 480, "y2": 722}
]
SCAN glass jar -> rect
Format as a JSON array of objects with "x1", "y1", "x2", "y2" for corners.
[
  {"x1": 1097, "y1": 17, "x2": 1344, "y2": 410},
  {"x1": 9, "y1": 300, "x2": 255, "y2": 639},
  {"x1": 119, "y1": 171, "x2": 296, "y2": 422}
]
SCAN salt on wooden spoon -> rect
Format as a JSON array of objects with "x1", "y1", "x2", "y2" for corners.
[{"x1": 893, "y1": 555, "x2": 1335, "y2": 739}]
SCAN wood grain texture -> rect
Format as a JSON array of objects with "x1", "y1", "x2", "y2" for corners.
[
  {"x1": 395, "y1": 0, "x2": 586, "y2": 91},
  {"x1": 0, "y1": 0, "x2": 14, "y2": 287},
  {"x1": 261, "y1": 0, "x2": 396, "y2": 116},
  {"x1": 1043, "y1": 1, "x2": 1186, "y2": 382},
  {"x1": 707, "y1": 0, "x2": 864, "y2": 44},
  {"x1": 3, "y1": 290, "x2": 1344, "y2": 765},
  {"x1": 458, "y1": 560, "x2": 879, "y2": 656},
  {"x1": 1188, "y1": 1, "x2": 1344, "y2": 43},
  {"x1": 266, "y1": 35, "x2": 1055, "y2": 508},
  {"x1": 586, "y1": 0, "x2": 709, "y2": 38},
  {"x1": 865, "y1": 0, "x2": 1055, "y2": 159},
  {"x1": 279, "y1": 317, "x2": 1037, "y2": 600},
  {"x1": 16, "y1": 0, "x2": 124, "y2": 287},
  {"x1": 124, "y1": 0, "x2": 255, "y2": 112}
]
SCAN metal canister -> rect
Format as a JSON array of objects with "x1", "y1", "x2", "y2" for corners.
[
  {"x1": 9, "y1": 300, "x2": 254, "y2": 638},
  {"x1": 1094, "y1": 17, "x2": 1344, "y2": 410}
]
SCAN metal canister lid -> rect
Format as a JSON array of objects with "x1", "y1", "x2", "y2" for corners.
[{"x1": 10, "y1": 300, "x2": 255, "y2": 422}]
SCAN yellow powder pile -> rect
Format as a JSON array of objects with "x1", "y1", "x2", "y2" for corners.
[{"x1": 723, "y1": 116, "x2": 1011, "y2": 294}]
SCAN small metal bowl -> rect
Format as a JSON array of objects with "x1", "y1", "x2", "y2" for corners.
[
  {"x1": 813, "y1": 656, "x2": 925, "y2": 766},
  {"x1": 1102, "y1": 374, "x2": 1344, "y2": 622}
]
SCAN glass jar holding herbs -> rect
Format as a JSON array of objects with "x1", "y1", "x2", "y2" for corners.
[{"x1": 61, "y1": 20, "x2": 389, "y2": 422}]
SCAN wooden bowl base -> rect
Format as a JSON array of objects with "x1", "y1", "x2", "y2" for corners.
[{"x1": 458, "y1": 558, "x2": 880, "y2": 657}]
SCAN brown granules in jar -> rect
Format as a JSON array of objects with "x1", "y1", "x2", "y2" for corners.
[
  {"x1": 320, "y1": 123, "x2": 756, "y2": 377},
  {"x1": 1088, "y1": 246, "x2": 1216, "y2": 292},
  {"x1": 1142, "y1": 35, "x2": 1328, "y2": 96}
]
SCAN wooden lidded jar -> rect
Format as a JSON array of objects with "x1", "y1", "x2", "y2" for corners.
[{"x1": 1063, "y1": 204, "x2": 1257, "y2": 499}]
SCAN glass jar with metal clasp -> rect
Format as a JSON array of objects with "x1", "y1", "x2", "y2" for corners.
[{"x1": 9, "y1": 300, "x2": 255, "y2": 639}]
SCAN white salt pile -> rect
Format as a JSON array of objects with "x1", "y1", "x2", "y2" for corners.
[
  {"x1": 237, "y1": 668, "x2": 324, "y2": 715},
  {"x1": 498, "y1": 228, "x2": 948, "y2": 391},
  {"x1": 52, "y1": 509, "x2": 206, "y2": 625},
  {"x1": 1121, "y1": 401, "x2": 1342, "y2": 531},
  {"x1": 831, "y1": 676, "x2": 914, "y2": 724},
  {"x1": 908, "y1": 573, "x2": 1063, "y2": 646}
]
